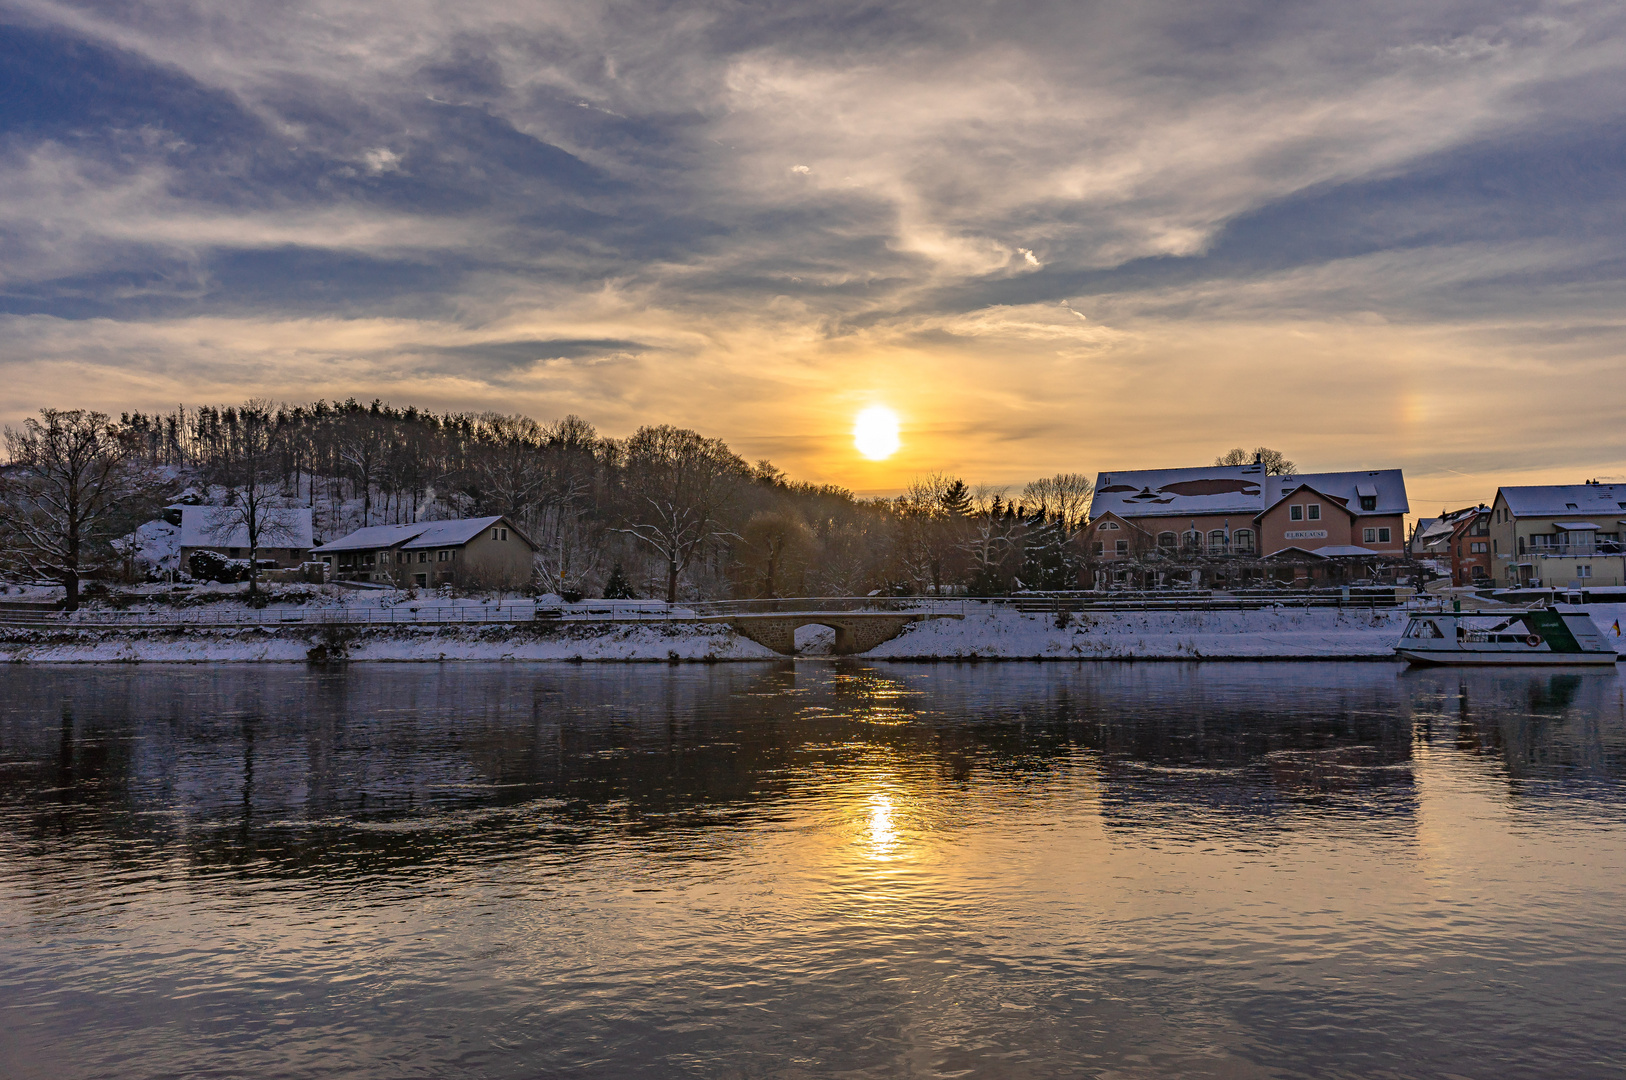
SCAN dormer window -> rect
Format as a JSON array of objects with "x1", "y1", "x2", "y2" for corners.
[
  {"x1": 1566, "y1": 504, "x2": 1578, "y2": 510},
  {"x1": 1360, "y1": 495, "x2": 1377, "y2": 511}
]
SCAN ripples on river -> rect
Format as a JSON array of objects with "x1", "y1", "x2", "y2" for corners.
[{"x1": 2, "y1": 661, "x2": 1624, "y2": 1079}]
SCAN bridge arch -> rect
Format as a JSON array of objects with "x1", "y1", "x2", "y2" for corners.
[{"x1": 720, "y1": 613, "x2": 921, "y2": 656}]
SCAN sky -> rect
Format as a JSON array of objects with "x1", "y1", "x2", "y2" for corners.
[{"x1": 1, "y1": 0, "x2": 1624, "y2": 510}]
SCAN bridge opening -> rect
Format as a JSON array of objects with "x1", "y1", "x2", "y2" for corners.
[{"x1": 793, "y1": 624, "x2": 837, "y2": 654}]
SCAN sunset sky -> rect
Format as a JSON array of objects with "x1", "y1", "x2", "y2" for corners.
[{"x1": 2, "y1": 0, "x2": 1623, "y2": 511}]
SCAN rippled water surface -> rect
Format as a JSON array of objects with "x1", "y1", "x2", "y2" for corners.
[{"x1": 3, "y1": 661, "x2": 1626, "y2": 1079}]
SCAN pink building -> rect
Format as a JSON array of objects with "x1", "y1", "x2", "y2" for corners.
[{"x1": 1086, "y1": 462, "x2": 1409, "y2": 586}]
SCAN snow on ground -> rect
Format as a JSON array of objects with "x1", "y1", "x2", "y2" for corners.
[
  {"x1": 2, "y1": 600, "x2": 1620, "y2": 663},
  {"x1": 867, "y1": 606, "x2": 1414, "y2": 660},
  {"x1": 114, "y1": 520, "x2": 180, "y2": 576},
  {"x1": 0, "y1": 622, "x2": 780, "y2": 664}
]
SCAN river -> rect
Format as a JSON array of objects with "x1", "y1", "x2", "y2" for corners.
[{"x1": 2, "y1": 661, "x2": 1624, "y2": 1079}]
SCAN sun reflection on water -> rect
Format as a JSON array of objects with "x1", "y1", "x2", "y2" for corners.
[{"x1": 863, "y1": 791, "x2": 902, "y2": 860}]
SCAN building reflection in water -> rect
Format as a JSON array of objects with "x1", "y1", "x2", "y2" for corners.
[
  {"x1": 0, "y1": 661, "x2": 1622, "y2": 882},
  {"x1": 4, "y1": 662, "x2": 1626, "y2": 1080}
]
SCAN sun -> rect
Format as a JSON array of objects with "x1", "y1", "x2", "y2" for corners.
[{"x1": 853, "y1": 406, "x2": 901, "y2": 461}]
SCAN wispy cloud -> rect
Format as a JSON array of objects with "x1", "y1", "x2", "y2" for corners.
[{"x1": 1, "y1": 0, "x2": 1624, "y2": 506}]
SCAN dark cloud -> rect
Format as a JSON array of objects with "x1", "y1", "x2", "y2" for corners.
[
  {"x1": 413, "y1": 338, "x2": 650, "y2": 370},
  {"x1": 1, "y1": 0, "x2": 1624, "y2": 498}
]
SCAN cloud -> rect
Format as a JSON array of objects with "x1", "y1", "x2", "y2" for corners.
[{"x1": 0, "y1": 1, "x2": 1624, "y2": 503}]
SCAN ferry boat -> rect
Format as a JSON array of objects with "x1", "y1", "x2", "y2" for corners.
[{"x1": 1395, "y1": 606, "x2": 1619, "y2": 666}]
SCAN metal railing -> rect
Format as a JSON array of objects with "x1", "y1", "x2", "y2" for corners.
[
  {"x1": 0, "y1": 595, "x2": 971, "y2": 630},
  {"x1": 0, "y1": 588, "x2": 1435, "y2": 631}
]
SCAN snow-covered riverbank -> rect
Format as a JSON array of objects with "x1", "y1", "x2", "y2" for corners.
[
  {"x1": 870, "y1": 606, "x2": 1413, "y2": 659},
  {"x1": 3, "y1": 604, "x2": 1619, "y2": 663}
]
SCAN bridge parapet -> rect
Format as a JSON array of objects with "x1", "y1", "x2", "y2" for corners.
[{"x1": 704, "y1": 610, "x2": 962, "y2": 656}]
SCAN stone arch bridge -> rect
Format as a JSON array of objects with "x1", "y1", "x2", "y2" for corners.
[{"x1": 697, "y1": 608, "x2": 963, "y2": 656}]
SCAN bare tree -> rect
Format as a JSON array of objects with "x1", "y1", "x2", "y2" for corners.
[
  {"x1": 962, "y1": 487, "x2": 1022, "y2": 595},
  {"x1": 618, "y1": 425, "x2": 748, "y2": 603},
  {"x1": 0, "y1": 409, "x2": 172, "y2": 610},
  {"x1": 533, "y1": 501, "x2": 604, "y2": 596},
  {"x1": 894, "y1": 474, "x2": 973, "y2": 595},
  {"x1": 1020, "y1": 473, "x2": 1094, "y2": 534},
  {"x1": 737, "y1": 509, "x2": 815, "y2": 598},
  {"x1": 338, "y1": 416, "x2": 388, "y2": 526},
  {"x1": 1215, "y1": 447, "x2": 1296, "y2": 475},
  {"x1": 210, "y1": 405, "x2": 304, "y2": 597}
]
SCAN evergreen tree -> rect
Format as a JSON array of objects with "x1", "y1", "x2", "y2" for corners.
[
  {"x1": 939, "y1": 478, "x2": 972, "y2": 517},
  {"x1": 602, "y1": 562, "x2": 638, "y2": 599}
]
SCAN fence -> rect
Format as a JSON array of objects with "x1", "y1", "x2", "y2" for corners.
[{"x1": 0, "y1": 590, "x2": 1423, "y2": 631}]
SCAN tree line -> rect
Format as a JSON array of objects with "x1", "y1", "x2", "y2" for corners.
[{"x1": 2, "y1": 401, "x2": 1109, "y2": 609}]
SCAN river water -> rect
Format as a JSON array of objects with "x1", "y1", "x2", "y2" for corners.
[{"x1": 2, "y1": 661, "x2": 1624, "y2": 1079}]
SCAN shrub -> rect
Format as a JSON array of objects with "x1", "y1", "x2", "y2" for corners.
[{"x1": 188, "y1": 551, "x2": 249, "y2": 583}]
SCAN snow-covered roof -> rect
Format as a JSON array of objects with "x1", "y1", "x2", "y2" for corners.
[
  {"x1": 1092, "y1": 464, "x2": 1268, "y2": 518},
  {"x1": 1265, "y1": 544, "x2": 1382, "y2": 559},
  {"x1": 178, "y1": 505, "x2": 314, "y2": 550},
  {"x1": 1308, "y1": 544, "x2": 1382, "y2": 558},
  {"x1": 312, "y1": 516, "x2": 530, "y2": 553},
  {"x1": 1497, "y1": 483, "x2": 1626, "y2": 518},
  {"x1": 1091, "y1": 464, "x2": 1407, "y2": 520},
  {"x1": 1262, "y1": 470, "x2": 1408, "y2": 516}
]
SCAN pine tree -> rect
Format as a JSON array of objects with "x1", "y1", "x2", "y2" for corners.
[
  {"x1": 602, "y1": 562, "x2": 638, "y2": 599},
  {"x1": 939, "y1": 478, "x2": 972, "y2": 517}
]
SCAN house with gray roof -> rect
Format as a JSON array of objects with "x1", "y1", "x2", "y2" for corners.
[
  {"x1": 312, "y1": 515, "x2": 537, "y2": 588},
  {"x1": 1488, "y1": 482, "x2": 1626, "y2": 588},
  {"x1": 1085, "y1": 460, "x2": 1409, "y2": 588},
  {"x1": 169, "y1": 504, "x2": 315, "y2": 570}
]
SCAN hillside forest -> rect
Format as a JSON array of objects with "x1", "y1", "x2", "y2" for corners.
[{"x1": 1, "y1": 401, "x2": 1111, "y2": 608}]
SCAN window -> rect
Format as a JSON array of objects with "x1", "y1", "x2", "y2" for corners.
[
  {"x1": 418, "y1": 552, "x2": 428, "y2": 563},
  {"x1": 1233, "y1": 529, "x2": 1255, "y2": 553},
  {"x1": 1363, "y1": 528, "x2": 1377, "y2": 544},
  {"x1": 493, "y1": 528, "x2": 509, "y2": 541},
  {"x1": 1578, "y1": 565, "x2": 1592, "y2": 578},
  {"x1": 1289, "y1": 505, "x2": 1304, "y2": 521},
  {"x1": 1115, "y1": 539, "x2": 1129, "y2": 555},
  {"x1": 1307, "y1": 504, "x2": 1321, "y2": 521},
  {"x1": 1470, "y1": 542, "x2": 1488, "y2": 554},
  {"x1": 1360, "y1": 495, "x2": 1377, "y2": 511},
  {"x1": 437, "y1": 550, "x2": 449, "y2": 562},
  {"x1": 1182, "y1": 530, "x2": 1202, "y2": 552},
  {"x1": 1098, "y1": 520, "x2": 1119, "y2": 531},
  {"x1": 1377, "y1": 527, "x2": 1391, "y2": 543},
  {"x1": 1566, "y1": 503, "x2": 1578, "y2": 510},
  {"x1": 1158, "y1": 532, "x2": 1177, "y2": 550},
  {"x1": 1208, "y1": 529, "x2": 1229, "y2": 554}
]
